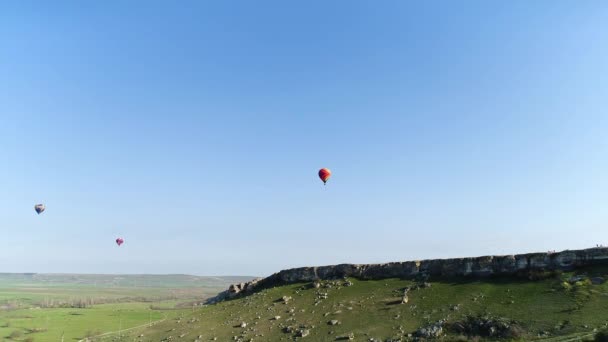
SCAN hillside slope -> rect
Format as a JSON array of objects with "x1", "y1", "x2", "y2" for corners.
[{"x1": 124, "y1": 265, "x2": 608, "y2": 341}]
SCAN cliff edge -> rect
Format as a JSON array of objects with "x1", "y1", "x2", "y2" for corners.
[{"x1": 208, "y1": 247, "x2": 608, "y2": 303}]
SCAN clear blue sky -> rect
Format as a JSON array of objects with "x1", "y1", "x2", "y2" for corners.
[{"x1": 1, "y1": 1, "x2": 608, "y2": 276}]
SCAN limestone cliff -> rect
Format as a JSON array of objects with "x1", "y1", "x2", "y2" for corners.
[{"x1": 208, "y1": 247, "x2": 608, "y2": 303}]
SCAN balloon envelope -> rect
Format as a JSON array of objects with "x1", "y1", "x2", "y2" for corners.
[
  {"x1": 115, "y1": 238, "x2": 124, "y2": 246},
  {"x1": 34, "y1": 204, "x2": 45, "y2": 214},
  {"x1": 318, "y1": 168, "x2": 331, "y2": 184}
]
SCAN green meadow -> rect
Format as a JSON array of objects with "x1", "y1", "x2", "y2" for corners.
[
  {"x1": 0, "y1": 303, "x2": 168, "y2": 341},
  {"x1": 0, "y1": 274, "x2": 251, "y2": 341}
]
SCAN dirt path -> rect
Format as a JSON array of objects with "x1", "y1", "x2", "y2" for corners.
[
  {"x1": 77, "y1": 314, "x2": 167, "y2": 341},
  {"x1": 537, "y1": 331, "x2": 596, "y2": 342}
]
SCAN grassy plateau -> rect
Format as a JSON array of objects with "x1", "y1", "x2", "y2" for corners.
[{"x1": 121, "y1": 266, "x2": 608, "y2": 341}]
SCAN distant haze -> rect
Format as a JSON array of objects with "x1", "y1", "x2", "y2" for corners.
[{"x1": 1, "y1": 2, "x2": 608, "y2": 276}]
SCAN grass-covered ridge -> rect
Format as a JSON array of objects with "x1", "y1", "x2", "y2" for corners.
[{"x1": 126, "y1": 266, "x2": 608, "y2": 341}]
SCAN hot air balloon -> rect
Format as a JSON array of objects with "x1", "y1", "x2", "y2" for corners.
[
  {"x1": 116, "y1": 238, "x2": 124, "y2": 246},
  {"x1": 34, "y1": 204, "x2": 45, "y2": 215},
  {"x1": 318, "y1": 168, "x2": 331, "y2": 185}
]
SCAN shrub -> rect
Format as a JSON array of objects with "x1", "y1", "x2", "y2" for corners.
[
  {"x1": 596, "y1": 329, "x2": 608, "y2": 342},
  {"x1": 526, "y1": 270, "x2": 562, "y2": 281},
  {"x1": 9, "y1": 330, "x2": 23, "y2": 338},
  {"x1": 575, "y1": 279, "x2": 592, "y2": 287},
  {"x1": 521, "y1": 269, "x2": 562, "y2": 281}
]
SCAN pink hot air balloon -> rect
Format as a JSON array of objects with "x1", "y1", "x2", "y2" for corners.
[{"x1": 115, "y1": 238, "x2": 124, "y2": 246}]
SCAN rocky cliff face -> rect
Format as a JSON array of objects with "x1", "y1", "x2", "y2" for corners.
[{"x1": 207, "y1": 247, "x2": 608, "y2": 303}]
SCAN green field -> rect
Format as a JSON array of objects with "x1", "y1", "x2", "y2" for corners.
[
  {"x1": 0, "y1": 274, "x2": 253, "y2": 341},
  {"x1": 123, "y1": 266, "x2": 608, "y2": 341},
  {"x1": 0, "y1": 303, "x2": 169, "y2": 341}
]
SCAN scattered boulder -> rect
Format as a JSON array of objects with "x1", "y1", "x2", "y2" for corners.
[
  {"x1": 538, "y1": 330, "x2": 551, "y2": 338},
  {"x1": 206, "y1": 278, "x2": 263, "y2": 303},
  {"x1": 568, "y1": 275, "x2": 587, "y2": 283},
  {"x1": 336, "y1": 332, "x2": 355, "y2": 340},
  {"x1": 415, "y1": 321, "x2": 444, "y2": 338},
  {"x1": 448, "y1": 315, "x2": 524, "y2": 339},
  {"x1": 592, "y1": 277, "x2": 605, "y2": 285},
  {"x1": 328, "y1": 320, "x2": 340, "y2": 325},
  {"x1": 401, "y1": 287, "x2": 410, "y2": 304},
  {"x1": 297, "y1": 329, "x2": 310, "y2": 337}
]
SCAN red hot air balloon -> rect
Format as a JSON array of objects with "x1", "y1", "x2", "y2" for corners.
[
  {"x1": 115, "y1": 238, "x2": 124, "y2": 246},
  {"x1": 318, "y1": 168, "x2": 331, "y2": 185}
]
